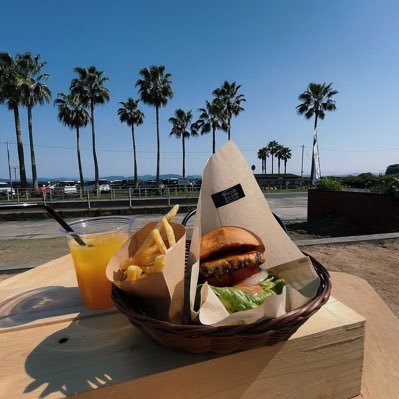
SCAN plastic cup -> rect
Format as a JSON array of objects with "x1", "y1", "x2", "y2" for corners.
[{"x1": 62, "y1": 216, "x2": 133, "y2": 309}]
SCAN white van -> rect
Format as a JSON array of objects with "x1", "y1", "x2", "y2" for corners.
[
  {"x1": 49, "y1": 181, "x2": 77, "y2": 195},
  {"x1": 0, "y1": 182, "x2": 15, "y2": 196},
  {"x1": 83, "y1": 179, "x2": 110, "y2": 193}
]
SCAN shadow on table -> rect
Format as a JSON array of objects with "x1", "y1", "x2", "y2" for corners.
[
  {"x1": 0, "y1": 286, "x2": 82, "y2": 328},
  {"x1": 23, "y1": 314, "x2": 285, "y2": 398}
]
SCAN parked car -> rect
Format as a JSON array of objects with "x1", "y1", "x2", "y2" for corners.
[
  {"x1": 83, "y1": 179, "x2": 111, "y2": 193},
  {"x1": 49, "y1": 181, "x2": 77, "y2": 195},
  {"x1": 162, "y1": 178, "x2": 179, "y2": 188},
  {"x1": 119, "y1": 179, "x2": 136, "y2": 188},
  {"x1": 0, "y1": 181, "x2": 15, "y2": 196},
  {"x1": 110, "y1": 179, "x2": 123, "y2": 188},
  {"x1": 142, "y1": 180, "x2": 165, "y2": 189},
  {"x1": 178, "y1": 178, "x2": 192, "y2": 187},
  {"x1": 38, "y1": 181, "x2": 51, "y2": 194}
]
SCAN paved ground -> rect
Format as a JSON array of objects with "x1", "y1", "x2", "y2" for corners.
[
  {"x1": 0, "y1": 192, "x2": 307, "y2": 240},
  {"x1": 265, "y1": 192, "x2": 307, "y2": 221}
]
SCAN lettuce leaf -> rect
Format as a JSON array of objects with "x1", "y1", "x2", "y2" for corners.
[{"x1": 209, "y1": 274, "x2": 285, "y2": 313}]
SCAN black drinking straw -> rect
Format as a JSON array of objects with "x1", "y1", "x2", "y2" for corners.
[
  {"x1": 41, "y1": 203, "x2": 87, "y2": 246},
  {"x1": 0, "y1": 202, "x2": 87, "y2": 246}
]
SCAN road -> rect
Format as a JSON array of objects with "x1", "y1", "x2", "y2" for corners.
[
  {"x1": 265, "y1": 192, "x2": 307, "y2": 221},
  {"x1": 0, "y1": 192, "x2": 307, "y2": 240}
]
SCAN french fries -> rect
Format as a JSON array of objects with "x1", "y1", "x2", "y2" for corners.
[
  {"x1": 162, "y1": 218, "x2": 176, "y2": 247},
  {"x1": 118, "y1": 205, "x2": 179, "y2": 281},
  {"x1": 151, "y1": 228, "x2": 167, "y2": 255},
  {"x1": 126, "y1": 265, "x2": 143, "y2": 280},
  {"x1": 135, "y1": 204, "x2": 179, "y2": 255}
]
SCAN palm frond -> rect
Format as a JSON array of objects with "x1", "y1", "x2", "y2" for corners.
[
  {"x1": 168, "y1": 108, "x2": 195, "y2": 139},
  {"x1": 297, "y1": 82, "x2": 338, "y2": 123},
  {"x1": 70, "y1": 66, "x2": 110, "y2": 106},
  {"x1": 212, "y1": 80, "x2": 245, "y2": 133},
  {"x1": 304, "y1": 108, "x2": 314, "y2": 119},
  {"x1": 117, "y1": 97, "x2": 144, "y2": 126},
  {"x1": 55, "y1": 92, "x2": 89, "y2": 129},
  {"x1": 136, "y1": 65, "x2": 173, "y2": 108}
]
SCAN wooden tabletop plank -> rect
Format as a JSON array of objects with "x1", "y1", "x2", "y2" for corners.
[
  {"x1": 0, "y1": 255, "x2": 74, "y2": 293},
  {"x1": 330, "y1": 271, "x2": 399, "y2": 399},
  {"x1": 0, "y1": 297, "x2": 364, "y2": 399},
  {"x1": 1, "y1": 258, "x2": 398, "y2": 398},
  {"x1": 0, "y1": 255, "x2": 117, "y2": 332}
]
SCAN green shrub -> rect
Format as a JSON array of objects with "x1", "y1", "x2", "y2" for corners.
[
  {"x1": 383, "y1": 177, "x2": 399, "y2": 200},
  {"x1": 369, "y1": 175, "x2": 399, "y2": 198},
  {"x1": 386, "y1": 164, "x2": 399, "y2": 175},
  {"x1": 315, "y1": 177, "x2": 343, "y2": 191},
  {"x1": 341, "y1": 172, "x2": 379, "y2": 189}
]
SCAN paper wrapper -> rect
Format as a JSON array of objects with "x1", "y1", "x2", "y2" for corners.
[
  {"x1": 106, "y1": 221, "x2": 186, "y2": 323},
  {"x1": 189, "y1": 141, "x2": 320, "y2": 326}
]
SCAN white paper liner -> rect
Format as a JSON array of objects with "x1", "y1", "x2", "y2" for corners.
[{"x1": 188, "y1": 141, "x2": 320, "y2": 326}]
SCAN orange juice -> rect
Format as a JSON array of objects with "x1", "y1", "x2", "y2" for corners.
[{"x1": 69, "y1": 230, "x2": 129, "y2": 308}]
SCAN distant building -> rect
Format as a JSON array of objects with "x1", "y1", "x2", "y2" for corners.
[{"x1": 254, "y1": 173, "x2": 305, "y2": 189}]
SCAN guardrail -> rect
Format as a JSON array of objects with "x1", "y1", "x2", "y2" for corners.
[{"x1": 0, "y1": 185, "x2": 200, "y2": 206}]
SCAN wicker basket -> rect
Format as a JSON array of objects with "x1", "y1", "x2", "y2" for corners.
[{"x1": 112, "y1": 251, "x2": 331, "y2": 354}]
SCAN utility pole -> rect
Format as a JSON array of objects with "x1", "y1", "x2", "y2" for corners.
[
  {"x1": 6, "y1": 141, "x2": 13, "y2": 188},
  {"x1": 11, "y1": 166, "x2": 18, "y2": 182},
  {"x1": 301, "y1": 145, "x2": 304, "y2": 177}
]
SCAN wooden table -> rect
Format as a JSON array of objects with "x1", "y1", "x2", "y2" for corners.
[{"x1": 0, "y1": 255, "x2": 398, "y2": 399}]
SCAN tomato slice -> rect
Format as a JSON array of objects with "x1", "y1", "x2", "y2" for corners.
[{"x1": 206, "y1": 265, "x2": 261, "y2": 287}]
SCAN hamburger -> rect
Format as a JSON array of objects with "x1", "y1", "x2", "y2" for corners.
[{"x1": 199, "y1": 226, "x2": 266, "y2": 287}]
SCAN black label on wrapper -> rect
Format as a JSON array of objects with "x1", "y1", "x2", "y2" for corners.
[{"x1": 211, "y1": 184, "x2": 245, "y2": 208}]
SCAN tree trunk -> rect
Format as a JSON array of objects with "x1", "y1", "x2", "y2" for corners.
[
  {"x1": 156, "y1": 106, "x2": 160, "y2": 183},
  {"x1": 13, "y1": 106, "x2": 27, "y2": 187},
  {"x1": 182, "y1": 135, "x2": 186, "y2": 178},
  {"x1": 76, "y1": 126, "x2": 84, "y2": 187},
  {"x1": 90, "y1": 101, "x2": 99, "y2": 189},
  {"x1": 228, "y1": 116, "x2": 231, "y2": 141},
  {"x1": 27, "y1": 103, "x2": 38, "y2": 189},
  {"x1": 278, "y1": 158, "x2": 281, "y2": 174},
  {"x1": 131, "y1": 125, "x2": 138, "y2": 187},
  {"x1": 310, "y1": 114, "x2": 319, "y2": 185},
  {"x1": 212, "y1": 126, "x2": 216, "y2": 154},
  {"x1": 271, "y1": 155, "x2": 274, "y2": 174},
  {"x1": 284, "y1": 160, "x2": 287, "y2": 174},
  {"x1": 265, "y1": 156, "x2": 267, "y2": 174}
]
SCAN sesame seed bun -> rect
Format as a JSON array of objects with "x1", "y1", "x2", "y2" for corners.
[{"x1": 200, "y1": 226, "x2": 264, "y2": 261}]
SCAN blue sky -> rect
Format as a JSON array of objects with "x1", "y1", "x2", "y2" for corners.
[{"x1": 1, "y1": 0, "x2": 399, "y2": 180}]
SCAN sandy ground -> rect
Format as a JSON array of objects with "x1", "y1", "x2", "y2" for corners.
[
  {"x1": 0, "y1": 237, "x2": 68, "y2": 264},
  {"x1": 304, "y1": 240, "x2": 399, "y2": 318}
]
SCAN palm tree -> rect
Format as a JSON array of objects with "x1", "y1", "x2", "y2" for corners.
[
  {"x1": 70, "y1": 66, "x2": 110, "y2": 189},
  {"x1": 266, "y1": 140, "x2": 279, "y2": 174},
  {"x1": 136, "y1": 65, "x2": 173, "y2": 183},
  {"x1": 117, "y1": 98, "x2": 144, "y2": 186},
  {"x1": 275, "y1": 144, "x2": 285, "y2": 174},
  {"x1": 168, "y1": 109, "x2": 198, "y2": 178},
  {"x1": 55, "y1": 93, "x2": 89, "y2": 186},
  {"x1": 0, "y1": 59, "x2": 8, "y2": 117},
  {"x1": 18, "y1": 52, "x2": 51, "y2": 189},
  {"x1": 296, "y1": 82, "x2": 338, "y2": 183},
  {"x1": 0, "y1": 52, "x2": 28, "y2": 187},
  {"x1": 212, "y1": 81, "x2": 246, "y2": 140},
  {"x1": 257, "y1": 148, "x2": 266, "y2": 174},
  {"x1": 196, "y1": 98, "x2": 228, "y2": 154},
  {"x1": 257, "y1": 147, "x2": 270, "y2": 174},
  {"x1": 279, "y1": 146, "x2": 292, "y2": 174}
]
